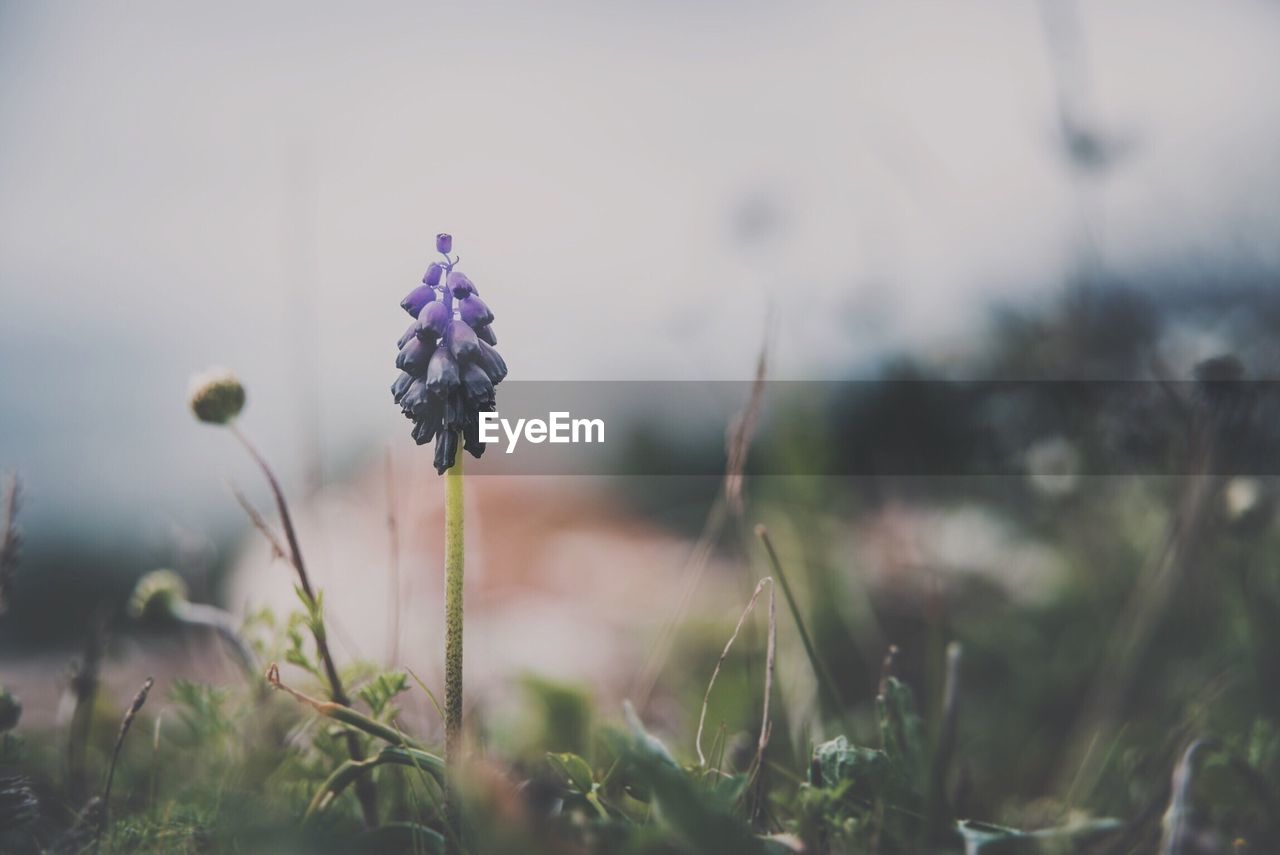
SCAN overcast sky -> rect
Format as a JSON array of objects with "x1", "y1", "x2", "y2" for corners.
[{"x1": 2, "y1": 0, "x2": 1279, "y2": 536}]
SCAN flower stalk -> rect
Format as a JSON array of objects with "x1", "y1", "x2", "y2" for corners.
[
  {"x1": 443, "y1": 448, "x2": 465, "y2": 840},
  {"x1": 188, "y1": 370, "x2": 379, "y2": 827}
]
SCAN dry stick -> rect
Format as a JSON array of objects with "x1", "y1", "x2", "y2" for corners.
[
  {"x1": 228, "y1": 482, "x2": 288, "y2": 562},
  {"x1": 227, "y1": 423, "x2": 379, "y2": 828},
  {"x1": 694, "y1": 578, "x2": 775, "y2": 766},
  {"x1": 385, "y1": 446, "x2": 402, "y2": 666},
  {"x1": 750, "y1": 578, "x2": 778, "y2": 826},
  {"x1": 755, "y1": 525, "x2": 847, "y2": 721},
  {"x1": 95, "y1": 676, "x2": 154, "y2": 852},
  {"x1": 632, "y1": 335, "x2": 771, "y2": 708}
]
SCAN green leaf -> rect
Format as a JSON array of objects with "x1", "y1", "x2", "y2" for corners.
[
  {"x1": 547, "y1": 752, "x2": 595, "y2": 794},
  {"x1": 357, "y1": 671, "x2": 410, "y2": 719}
]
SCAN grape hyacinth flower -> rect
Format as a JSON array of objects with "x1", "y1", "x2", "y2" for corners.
[{"x1": 392, "y1": 233, "x2": 507, "y2": 474}]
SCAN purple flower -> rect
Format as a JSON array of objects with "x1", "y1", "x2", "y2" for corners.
[
  {"x1": 400, "y1": 284, "x2": 437, "y2": 318},
  {"x1": 458, "y1": 295, "x2": 493, "y2": 328},
  {"x1": 390, "y1": 234, "x2": 506, "y2": 473},
  {"x1": 417, "y1": 300, "x2": 450, "y2": 338},
  {"x1": 397, "y1": 320, "x2": 419, "y2": 349},
  {"x1": 447, "y1": 271, "x2": 476, "y2": 298},
  {"x1": 396, "y1": 336, "x2": 433, "y2": 375}
]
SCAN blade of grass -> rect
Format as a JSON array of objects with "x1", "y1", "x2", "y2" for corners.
[
  {"x1": 755, "y1": 525, "x2": 846, "y2": 721},
  {"x1": 406, "y1": 666, "x2": 446, "y2": 724}
]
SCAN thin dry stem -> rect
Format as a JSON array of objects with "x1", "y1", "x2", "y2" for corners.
[
  {"x1": 227, "y1": 481, "x2": 288, "y2": 562},
  {"x1": 724, "y1": 338, "x2": 769, "y2": 516},
  {"x1": 632, "y1": 331, "x2": 771, "y2": 708},
  {"x1": 96, "y1": 676, "x2": 155, "y2": 850},
  {"x1": 695, "y1": 577, "x2": 775, "y2": 766},
  {"x1": 227, "y1": 423, "x2": 377, "y2": 827}
]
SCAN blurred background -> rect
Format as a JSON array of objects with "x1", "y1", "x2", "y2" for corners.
[{"x1": 3, "y1": 0, "x2": 1280, "y2": 843}]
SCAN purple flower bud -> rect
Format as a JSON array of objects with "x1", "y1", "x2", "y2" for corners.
[
  {"x1": 426, "y1": 346, "x2": 459, "y2": 394},
  {"x1": 436, "y1": 233, "x2": 453, "y2": 254},
  {"x1": 463, "y1": 416, "x2": 487, "y2": 458},
  {"x1": 418, "y1": 300, "x2": 450, "y2": 338},
  {"x1": 391, "y1": 371, "x2": 414, "y2": 403},
  {"x1": 397, "y1": 320, "x2": 419, "y2": 350},
  {"x1": 475, "y1": 339, "x2": 508, "y2": 385},
  {"x1": 400, "y1": 284, "x2": 437, "y2": 318},
  {"x1": 395, "y1": 336, "x2": 433, "y2": 376},
  {"x1": 458, "y1": 295, "x2": 494, "y2": 329},
  {"x1": 448, "y1": 319, "x2": 481, "y2": 364},
  {"x1": 433, "y1": 427, "x2": 458, "y2": 473},
  {"x1": 462, "y1": 363, "x2": 495, "y2": 406},
  {"x1": 412, "y1": 417, "x2": 438, "y2": 446},
  {"x1": 447, "y1": 270, "x2": 476, "y2": 298},
  {"x1": 442, "y1": 389, "x2": 466, "y2": 431},
  {"x1": 423, "y1": 263, "x2": 443, "y2": 286},
  {"x1": 401, "y1": 378, "x2": 437, "y2": 420},
  {"x1": 474, "y1": 324, "x2": 498, "y2": 346}
]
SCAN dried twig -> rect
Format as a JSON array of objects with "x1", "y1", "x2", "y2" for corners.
[
  {"x1": 95, "y1": 676, "x2": 154, "y2": 851},
  {"x1": 226, "y1": 481, "x2": 288, "y2": 562},
  {"x1": 724, "y1": 339, "x2": 769, "y2": 517},
  {"x1": 227, "y1": 424, "x2": 378, "y2": 827},
  {"x1": 695, "y1": 578, "x2": 775, "y2": 767},
  {"x1": 632, "y1": 330, "x2": 771, "y2": 707}
]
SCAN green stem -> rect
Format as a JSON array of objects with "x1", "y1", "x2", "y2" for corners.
[
  {"x1": 444, "y1": 448, "x2": 465, "y2": 844},
  {"x1": 229, "y1": 423, "x2": 378, "y2": 827},
  {"x1": 755, "y1": 525, "x2": 847, "y2": 719},
  {"x1": 305, "y1": 746, "x2": 446, "y2": 820}
]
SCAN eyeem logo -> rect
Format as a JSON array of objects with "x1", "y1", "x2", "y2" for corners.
[{"x1": 478, "y1": 411, "x2": 605, "y2": 453}]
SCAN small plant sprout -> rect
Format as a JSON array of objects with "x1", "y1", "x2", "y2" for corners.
[
  {"x1": 128, "y1": 569, "x2": 257, "y2": 679},
  {"x1": 188, "y1": 368, "x2": 380, "y2": 827},
  {"x1": 391, "y1": 233, "x2": 506, "y2": 843}
]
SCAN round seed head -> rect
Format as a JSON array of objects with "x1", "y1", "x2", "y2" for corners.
[
  {"x1": 129, "y1": 569, "x2": 188, "y2": 621},
  {"x1": 188, "y1": 368, "x2": 245, "y2": 424}
]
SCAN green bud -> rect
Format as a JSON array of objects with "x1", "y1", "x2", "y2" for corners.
[
  {"x1": 128, "y1": 569, "x2": 189, "y2": 622},
  {"x1": 188, "y1": 368, "x2": 246, "y2": 424}
]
